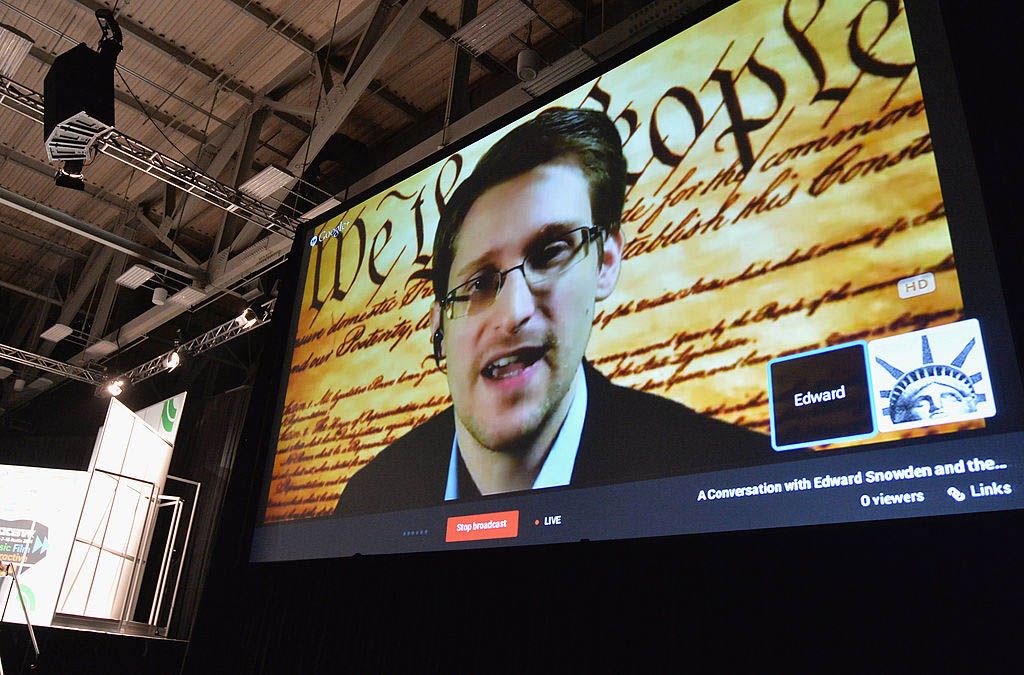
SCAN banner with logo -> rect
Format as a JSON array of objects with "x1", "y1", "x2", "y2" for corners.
[
  {"x1": 134, "y1": 392, "x2": 187, "y2": 445},
  {"x1": 0, "y1": 465, "x2": 87, "y2": 626},
  {"x1": 60, "y1": 398, "x2": 174, "y2": 620}
]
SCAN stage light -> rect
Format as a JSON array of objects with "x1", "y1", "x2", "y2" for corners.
[
  {"x1": 0, "y1": 366, "x2": 12, "y2": 380},
  {"x1": 164, "y1": 350, "x2": 181, "y2": 372},
  {"x1": 54, "y1": 163, "x2": 86, "y2": 191},
  {"x1": 105, "y1": 378, "x2": 124, "y2": 397},
  {"x1": 13, "y1": 378, "x2": 26, "y2": 392},
  {"x1": 152, "y1": 287, "x2": 168, "y2": 305}
]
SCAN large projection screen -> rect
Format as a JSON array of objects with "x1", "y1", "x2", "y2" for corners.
[{"x1": 252, "y1": 0, "x2": 1024, "y2": 561}]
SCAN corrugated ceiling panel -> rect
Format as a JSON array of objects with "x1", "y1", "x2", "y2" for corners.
[
  {"x1": 125, "y1": 0, "x2": 308, "y2": 93},
  {"x1": 375, "y1": 20, "x2": 445, "y2": 81},
  {"x1": 425, "y1": 0, "x2": 460, "y2": 32},
  {"x1": 271, "y1": 0, "x2": 374, "y2": 47},
  {"x1": 385, "y1": 45, "x2": 453, "y2": 113}
]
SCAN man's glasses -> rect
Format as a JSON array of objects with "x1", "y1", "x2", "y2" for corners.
[{"x1": 441, "y1": 225, "x2": 604, "y2": 320}]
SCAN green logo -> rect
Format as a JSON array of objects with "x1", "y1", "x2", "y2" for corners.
[
  {"x1": 161, "y1": 398, "x2": 178, "y2": 433},
  {"x1": 15, "y1": 582, "x2": 36, "y2": 611}
]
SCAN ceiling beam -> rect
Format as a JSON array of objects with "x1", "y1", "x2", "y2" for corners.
[
  {"x1": 0, "y1": 186, "x2": 206, "y2": 281},
  {"x1": 0, "y1": 280, "x2": 61, "y2": 307},
  {"x1": 343, "y1": 1, "x2": 396, "y2": 85},
  {"x1": 287, "y1": 0, "x2": 429, "y2": 176},
  {"x1": 369, "y1": 85, "x2": 424, "y2": 121},
  {"x1": 87, "y1": 243, "x2": 128, "y2": 342},
  {"x1": 448, "y1": 0, "x2": 479, "y2": 124},
  {"x1": 0, "y1": 254, "x2": 54, "y2": 282},
  {"x1": 137, "y1": 212, "x2": 201, "y2": 267},
  {"x1": 69, "y1": 232, "x2": 292, "y2": 367},
  {"x1": 551, "y1": 0, "x2": 586, "y2": 17},
  {"x1": 239, "y1": 0, "x2": 424, "y2": 130},
  {"x1": 36, "y1": 242, "x2": 114, "y2": 358},
  {"x1": 221, "y1": 0, "x2": 318, "y2": 53},
  {"x1": 0, "y1": 219, "x2": 87, "y2": 261},
  {"x1": 216, "y1": 107, "x2": 269, "y2": 258},
  {"x1": 166, "y1": 106, "x2": 256, "y2": 231}
]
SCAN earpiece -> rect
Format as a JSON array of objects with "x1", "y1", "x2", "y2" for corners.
[{"x1": 432, "y1": 329, "x2": 445, "y2": 366}]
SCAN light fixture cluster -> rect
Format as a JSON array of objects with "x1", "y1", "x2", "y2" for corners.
[{"x1": 9, "y1": 301, "x2": 274, "y2": 402}]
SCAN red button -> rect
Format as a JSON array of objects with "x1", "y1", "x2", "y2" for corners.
[{"x1": 445, "y1": 510, "x2": 519, "y2": 542}]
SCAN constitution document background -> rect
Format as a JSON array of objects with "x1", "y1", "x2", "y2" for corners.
[{"x1": 264, "y1": 0, "x2": 970, "y2": 523}]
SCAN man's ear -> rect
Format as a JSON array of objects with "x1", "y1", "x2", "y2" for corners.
[
  {"x1": 595, "y1": 228, "x2": 624, "y2": 301},
  {"x1": 430, "y1": 302, "x2": 443, "y2": 336}
]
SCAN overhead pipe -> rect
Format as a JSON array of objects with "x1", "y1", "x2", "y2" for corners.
[{"x1": 0, "y1": 186, "x2": 206, "y2": 282}]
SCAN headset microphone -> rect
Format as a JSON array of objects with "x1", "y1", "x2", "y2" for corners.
[{"x1": 432, "y1": 329, "x2": 444, "y2": 367}]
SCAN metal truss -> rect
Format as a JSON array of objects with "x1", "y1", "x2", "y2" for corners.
[
  {"x1": 119, "y1": 300, "x2": 275, "y2": 386},
  {"x1": 0, "y1": 76, "x2": 300, "y2": 238},
  {"x1": 0, "y1": 300, "x2": 273, "y2": 400},
  {"x1": 0, "y1": 343, "x2": 105, "y2": 385}
]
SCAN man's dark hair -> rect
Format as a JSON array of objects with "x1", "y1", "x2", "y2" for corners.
[{"x1": 431, "y1": 107, "x2": 626, "y2": 303}]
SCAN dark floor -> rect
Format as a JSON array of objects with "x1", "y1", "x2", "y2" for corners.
[{"x1": 0, "y1": 625, "x2": 186, "y2": 675}]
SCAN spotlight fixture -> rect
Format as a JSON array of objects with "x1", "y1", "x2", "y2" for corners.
[
  {"x1": 152, "y1": 287, "x2": 168, "y2": 305},
  {"x1": 105, "y1": 378, "x2": 124, "y2": 397},
  {"x1": 164, "y1": 349, "x2": 181, "y2": 372},
  {"x1": 13, "y1": 378, "x2": 25, "y2": 392},
  {"x1": 54, "y1": 161, "x2": 86, "y2": 191}
]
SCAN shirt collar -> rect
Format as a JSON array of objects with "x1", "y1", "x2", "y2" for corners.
[{"x1": 445, "y1": 363, "x2": 587, "y2": 500}]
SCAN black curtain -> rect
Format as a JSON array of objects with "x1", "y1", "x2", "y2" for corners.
[{"x1": 168, "y1": 385, "x2": 253, "y2": 640}]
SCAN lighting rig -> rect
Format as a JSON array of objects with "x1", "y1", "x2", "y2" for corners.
[{"x1": 0, "y1": 299, "x2": 275, "y2": 404}]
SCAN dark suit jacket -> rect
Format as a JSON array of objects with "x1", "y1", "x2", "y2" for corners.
[{"x1": 335, "y1": 362, "x2": 782, "y2": 517}]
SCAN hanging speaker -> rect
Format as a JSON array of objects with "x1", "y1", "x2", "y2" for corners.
[
  {"x1": 517, "y1": 48, "x2": 542, "y2": 82},
  {"x1": 43, "y1": 40, "x2": 117, "y2": 170}
]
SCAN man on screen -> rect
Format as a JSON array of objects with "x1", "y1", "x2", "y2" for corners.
[{"x1": 335, "y1": 108, "x2": 775, "y2": 517}]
